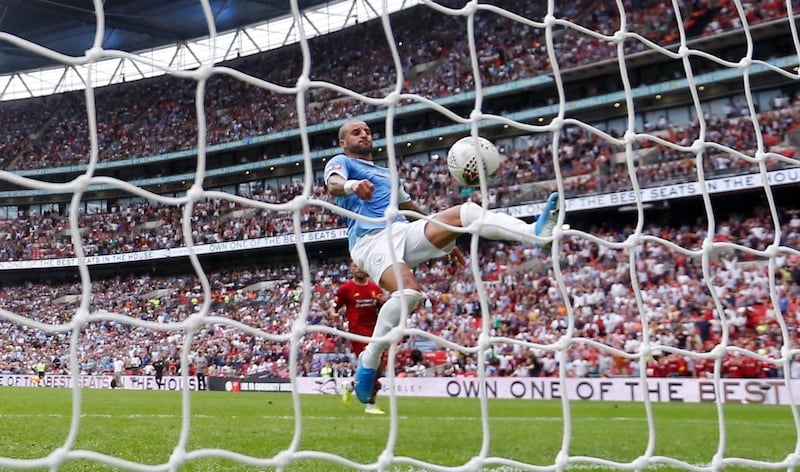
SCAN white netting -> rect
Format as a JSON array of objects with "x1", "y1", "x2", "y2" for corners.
[{"x1": 1, "y1": 0, "x2": 800, "y2": 470}]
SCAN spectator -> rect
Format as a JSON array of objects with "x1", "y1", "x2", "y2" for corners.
[{"x1": 194, "y1": 352, "x2": 209, "y2": 391}]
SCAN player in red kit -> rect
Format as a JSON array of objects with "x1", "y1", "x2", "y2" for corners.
[{"x1": 335, "y1": 262, "x2": 387, "y2": 414}]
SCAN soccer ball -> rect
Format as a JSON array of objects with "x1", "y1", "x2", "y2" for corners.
[{"x1": 446, "y1": 136, "x2": 501, "y2": 186}]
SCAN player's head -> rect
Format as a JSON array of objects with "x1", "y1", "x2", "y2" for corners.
[
  {"x1": 338, "y1": 120, "x2": 372, "y2": 158},
  {"x1": 349, "y1": 261, "x2": 369, "y2": 282}
]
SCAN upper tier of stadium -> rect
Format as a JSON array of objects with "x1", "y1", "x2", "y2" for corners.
[{"x1": 1, "y1": 0, "x2": 798, "y2": 173}]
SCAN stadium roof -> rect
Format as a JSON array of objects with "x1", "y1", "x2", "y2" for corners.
[
  {"x1": 0, "y1": 0, "x2": 333, "y2": 75},
  {"x1": 0, "y1": 0, "x2": 420, "y2": 100}
]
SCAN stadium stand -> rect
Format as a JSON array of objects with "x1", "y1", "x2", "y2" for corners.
[{"x1": 0, "y1": 0, "x2": 798, "y2": 382}]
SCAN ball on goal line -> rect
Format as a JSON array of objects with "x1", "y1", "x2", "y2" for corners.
[{"x1": 446, "y1": 136, "x2": 501, "y2": 187}]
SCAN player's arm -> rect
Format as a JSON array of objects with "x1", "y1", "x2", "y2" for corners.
[
  {"x1": 398, "y1": 200, "x2": 426, "y2": 219},
  {"x1": 397, "y1": 182, "x2": 426, "y2": 220},
  {"x1": 333, "y1": 286, "x2": 346, "y2": 314},
  {"x1": 326, "y1": 173, "x2": 374, "y2": 200}
]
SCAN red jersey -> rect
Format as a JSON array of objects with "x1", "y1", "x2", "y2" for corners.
[
  {"x1": 740, "y1": 356, "x2": 762, "y2": 378},
  {"x1": 692, "y1": 357, "x2": 712, "y2": 378},
  {"x1": 335, "y1": 279, "x2": 383, "y2": 337}
]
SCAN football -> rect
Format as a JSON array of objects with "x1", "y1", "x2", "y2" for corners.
[{"x1": 446, "y1": 136, "x2": 501, "y2": 186}]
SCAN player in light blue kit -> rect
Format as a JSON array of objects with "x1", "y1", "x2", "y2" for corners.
[{"x1": 324, "y1": 119, "x2": 560, "y2": 405}]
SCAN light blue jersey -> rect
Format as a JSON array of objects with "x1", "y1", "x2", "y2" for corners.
[{"x1": 324, "y1": 153, "x2": 410, "y2": 250}]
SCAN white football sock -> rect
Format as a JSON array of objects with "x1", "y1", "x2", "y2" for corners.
[
  {"x1": 460, "y1": 201, "x2": 530, "y2": 241},
  {"x1": 361, "y1": 289, "x2": 422, "y2": 369}
]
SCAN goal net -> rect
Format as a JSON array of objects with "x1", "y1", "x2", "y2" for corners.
[{"x1": 0, "y1": 0, "x2": 799, "y2": 470}]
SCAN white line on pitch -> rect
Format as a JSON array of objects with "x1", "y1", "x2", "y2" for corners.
[{"x1": 0, "y1": 414, "x2": 787, "y2": 428}]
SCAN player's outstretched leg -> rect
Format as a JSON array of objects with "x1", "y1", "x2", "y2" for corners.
[
  {"x1": 533, "y1": 192, "x2": 560, "y2": 249},
  {"x1": 457, "y1": 192, "x2": 562, "y2": 245}
]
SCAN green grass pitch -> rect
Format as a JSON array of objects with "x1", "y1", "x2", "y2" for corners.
[{"x1": 0, "y1": 386, "x2": 795, "y2": 471}]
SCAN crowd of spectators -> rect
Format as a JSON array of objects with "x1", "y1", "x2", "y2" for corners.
[
  {"x1": 1, "y1": 85, "x2": 799, "y2": 262},
  {"x1": 1, "y1": 206, "x2": 798, "y2": 382},
  {"x1": 0, "y1": 0, "x2": 798, "y2": 170}
]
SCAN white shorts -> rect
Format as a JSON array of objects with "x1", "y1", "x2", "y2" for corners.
[{"x1": 351, "y1": 219, "x2": 455, "y2": 285}]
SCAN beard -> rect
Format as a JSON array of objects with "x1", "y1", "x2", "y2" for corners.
[{"x1": 347, "y1": 141, "x2": 373, "y2": 157}]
